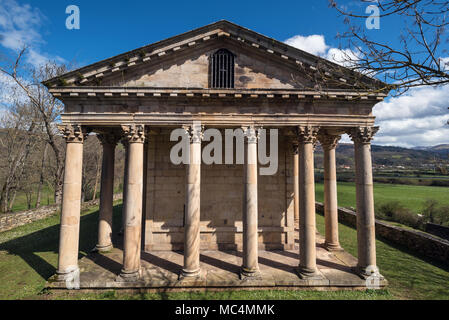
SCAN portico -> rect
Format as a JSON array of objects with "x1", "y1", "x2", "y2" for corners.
[{"x1": 45, "y1": 21, "x2": 388, "y2": 289}]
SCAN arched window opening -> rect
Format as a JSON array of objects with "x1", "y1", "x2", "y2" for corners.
[{"x1": 210, "y1": 49, "x2": 235, "y2": 89}]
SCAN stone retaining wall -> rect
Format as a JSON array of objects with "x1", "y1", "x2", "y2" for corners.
[
  {"x1": 425, "y1": 223, "x2": 449, "y2": 241},
  {"x1": 316, "y1": 203, "x2": 449, "y2": 266},
  {"x1": 0, "y1": 194, "x2": 123, "y2": 233}
]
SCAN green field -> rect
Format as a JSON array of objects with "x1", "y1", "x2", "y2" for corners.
[
  {"x1": 316, "y1": 182, "x2": 449, "y2": 212},
  {"x1": 0, "y1": 186, "x2": 448, "y2": 300},
  {"x1": 5, "y1": 186, "x2": 56, "y2": 213}
]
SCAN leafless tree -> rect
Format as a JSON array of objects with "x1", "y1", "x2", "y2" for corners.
[
  {"x1": 0, "y1": 47, "x2": 68, "y2": 204},
  {"x1": 329, "y1": 0, "x2": 449, "y2": 95},
  {"x1": 0, "y1": 101, "x2": 40, "y2": 212}
]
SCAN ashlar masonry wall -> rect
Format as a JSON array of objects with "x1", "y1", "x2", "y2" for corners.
[{"x1": 144, "y1": 128, "x2": 295, "y2": 251}]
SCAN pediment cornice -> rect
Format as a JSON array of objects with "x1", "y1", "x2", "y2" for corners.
[{"x1": 43, "y1": 20, "x2": 387, "y2": 92}]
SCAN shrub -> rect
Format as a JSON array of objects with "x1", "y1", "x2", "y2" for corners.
[
  {"x1": 376, "y1": 201, "x2": 403, "y2": 220},
  {"x1": 421, "y1": 199, "x2": 440, "y2": 224},
  {"x1": 376, "y1": 201, "x2": 424, "y2": 229},
  {"x1": 422, "y1": 200, "x2": 449, "y2": 226}
]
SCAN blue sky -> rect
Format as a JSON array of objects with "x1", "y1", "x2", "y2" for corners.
[{"x1": 0, "y1": 0, "x2": 448, "y2": 147}]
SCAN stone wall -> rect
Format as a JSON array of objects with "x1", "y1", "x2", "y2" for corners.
[
  {"x1": 144, "y1": 128, "x2": 295, "y2": 251},
  {"x1": 316, "y1": 203, "x2": 449, "y2": 266},
  {"x1": 425, "y1": 223, "x2": 449, "y2": 241},
  {"x1": 0, "y1": 194, "x2": 123, "y2": 233}
]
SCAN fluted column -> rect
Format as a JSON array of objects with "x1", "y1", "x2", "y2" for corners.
[
  {"x1": 181, "y1": 123, "x2": 203, "y2": 278},
  {"x1": 118, "y1": 124, "x2": 145, "y2": 282},
  {"x1": 296, "y1": 126, "x2": 322, "y2": 279},
  {"x1": 94, "y1": 132, "x2": 120, "y2": 253},
  {"x1": 349, "y1": 126, "x2": 383, "y2": 279},
  {"x1": 293, "y1": 141, "x2": 300, "y2": 223},
  {"x1": 56, "y1": 124, "x2": 87, "y2": 282},
  {"x1": 241, "y1": 126, "x2": 260, "y2": 278},
  {"x1": 318, "y1": 132, "x2": 342, "y2": 251}
]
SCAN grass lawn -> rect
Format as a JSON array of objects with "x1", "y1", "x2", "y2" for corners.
[
  {"x1": 316, "y1": 181, "x2": 449, "y2": 212},
  {"x1": 8, "y1": 186, "x2": 56, "y2": 213},
  {"x1": 1, "y1": 197, "x2": 448, "y2": 300}
]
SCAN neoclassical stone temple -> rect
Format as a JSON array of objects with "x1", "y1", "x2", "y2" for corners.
[{"x1": 45, "y1": 21, "x2": 388, "y2": 288}]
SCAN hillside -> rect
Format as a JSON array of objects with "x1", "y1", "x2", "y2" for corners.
[{"x1": 314, "y1": 143, "x2": 449, "y2": 168}]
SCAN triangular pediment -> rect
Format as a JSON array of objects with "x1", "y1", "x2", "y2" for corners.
[{"x1": 44, "y1": 20, "x2": 384, "y2": 92}]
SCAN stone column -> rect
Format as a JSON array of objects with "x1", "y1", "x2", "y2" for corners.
[
  {"x1": 56, "y1": 124, "x2": 87, "y2": 282},
  {"x1": 119, "y1": 140, "x2": 129, "y2": 235},
  {"x1": 181, "y1": 123, "x2": 203, "y2": 278},
  {"x1": 241, "y1": 126, "x2": 260, "y2": 278},
  {"x1": 349, "y1": 126, "x2": 383, "y2": 279},
  {"x1": 293, "y1": 141, "x2": 300, "y2": 223},
  {"x1": 118, "y1": 124, "x2": 145, "y2": 282},
  {"x1": 296, "y1": 126, "x2": 322, "y2": 279},
  {"x1": 318, "y1": 132, "x2": 343, "y2": 251},
  {"x1": 94, "y1": 133, "x2": 120, "y2": 253}
]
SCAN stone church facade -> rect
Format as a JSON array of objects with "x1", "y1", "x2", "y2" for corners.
[{"x1": 44, "y1": 21, "x2": 388, "y2": 287}]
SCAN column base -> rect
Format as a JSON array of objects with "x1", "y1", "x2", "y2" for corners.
[
  {"x1": 239, "y1": 267, "x2": 261, "y2": 280},
  {"x1": 56, "y1": 266, "x2": 79, "y2": 281},
  {"x1": 324, "y1": 242, "x2": 344, "y2": 252},
  {"x1": 180, "y1": 267, "x2": 201, "y2": 279},
  {"x1": 116, "y1": 269, "x2": 141, "y2": 282},
  {"x1": 92, "y1": 244, "x2": 113, "y2": 253},
  {"x1": 55, "y1": 266, "x2": 80, "y2": 289},
  {"x1": 354, "y1": 265, "x2": 384, "y2": 280},
  {"x1": 296, "y1": 266, "x2": 324, "y2": 280}
]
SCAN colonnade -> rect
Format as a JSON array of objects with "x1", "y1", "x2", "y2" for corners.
[{"x1": 55, "y1": 123, "x2": 380, "y2": 283}]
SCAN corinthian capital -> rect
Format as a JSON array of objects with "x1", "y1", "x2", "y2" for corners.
[
  {"x1": 58, "y1": 124, "x2": 88, "y2": 143},
  {"x1": 121, "y1": 124, "x2": 145, "y2": 143},
  {"x1": 183, "y1": 123, "x2": 204, "y2": 144},
  {"x1": 242, "y1": 126, "x2": 259, "y2": 144},
  {"x1": 349, "y1": 126, "x2": 379, "y2": 144},
  {"x1": 318, "y1": 133, "x2": 341, "y2": 150},
  {"x1": 297, "y1": 126, "x2": 319, "y2": 145}
]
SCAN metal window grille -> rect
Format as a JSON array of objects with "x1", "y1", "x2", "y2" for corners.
[{"x1": 210, "y1": 49, "x2": 234, "y2": 88}]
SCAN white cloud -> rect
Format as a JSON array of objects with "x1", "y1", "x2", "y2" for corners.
[
  {"x1": 284, "y1": 34, "x2": 329, "y2": 56},
  {"x1": 284, "y1": 34, "x2": 449, "y2": 148},
  {"x1": 0, "y1": 0, "x2": 64, "y2": 68},
  {"x1": 373, "y1": 85, "x2": 449, "y2": 148},
  {"x1": 284, "y1": 34, "x2": 361, "y2": 67}
]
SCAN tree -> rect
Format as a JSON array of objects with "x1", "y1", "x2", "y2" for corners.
[
  {"x1": 329, "y1": 0, "x2": 449, "y2": 95},
  {"x1": 0, "y1": 48, "x2": 68, "y2": 204},
  {"x1": 0, "y1": 99, "x2": 41, "y2": 212}
]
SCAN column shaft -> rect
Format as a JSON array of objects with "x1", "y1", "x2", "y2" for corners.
[
  {"x1": 182, "y1": 125, "x2": 202, "y2": 277},
  {"x1": 354, "y1": 142, "x2": 377, "y2": 272},
  {"x1": 323, "y1": 143, "x2": 341, "y2": 251},
  {"x1": 298, "y1": 143, "x2": 317, "y2": 274},
  {"x1": 120, "y1": 141, "x2": 129, "y2": 235},
  {"x1": 293, "y1": 144, "x2": 300, "y2": 223},
  {"x1": 350, "y1": 126, "x2": 381, "y2": 278},
  {"x1": 96, "y1": 139, "x2": 116, "y2": 252},
  {"x1": 56, "y1": 125, "x2": 85, "y2": 282},
  {"x1": 241, "y1": 127, "x2": 259, "y2": 277},
  {"x1": 119, "y1": 125, "x2": 144, "y2": 281}
]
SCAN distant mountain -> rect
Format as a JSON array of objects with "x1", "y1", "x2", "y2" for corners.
[
  {"x1": 412, "y1": 144, "x2": 449, "y2": 156},
  {"x1": 314, "y1": 143, "x2": 448, "y2": 167}
]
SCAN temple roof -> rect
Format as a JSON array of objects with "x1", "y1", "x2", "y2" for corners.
[{"x1": 43, "y1": 20, "x2": 387, "y2": 95}]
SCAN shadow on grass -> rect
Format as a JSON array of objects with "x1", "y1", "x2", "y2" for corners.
[{"x1": 0, "y1": 203, "x2": 124, "y2": 282}]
